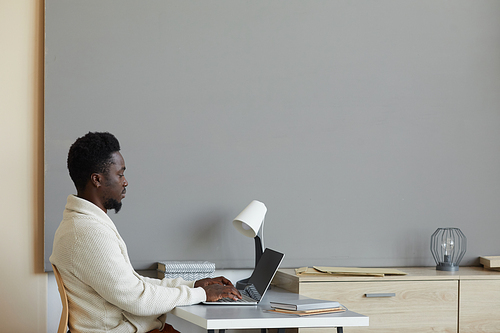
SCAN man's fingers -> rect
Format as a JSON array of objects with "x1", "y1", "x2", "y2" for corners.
[
  {"x1": 227, "y1": 287, "x2": 242, "y2": 299},
  {"x1": 214, "y1": 276, "x2": 233, "y2": 286},
  {"x1": 204, "y1": 284, "x2": 242, "y2": 301},
  {"x1": 222, "y1": 277, "x2": 234, "y2": 286}
]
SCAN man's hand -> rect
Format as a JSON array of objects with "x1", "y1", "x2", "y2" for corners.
[
  {"x1": 202, "y1": 283, "x2": 242, "y2": 302},
  {"x1": 194, "y1": 276, "x2": 241, "y2": 301},
  {"x1": 194, "y1": 276, "x2": 233, "y2": 288}
]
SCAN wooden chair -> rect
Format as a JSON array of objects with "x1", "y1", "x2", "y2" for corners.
[{"x1": 52, "y1": 264, "x2": 70, "y2": 333}]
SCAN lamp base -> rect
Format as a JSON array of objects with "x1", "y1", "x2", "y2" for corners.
[
  {"x1": 235, "y1": 277, "x2": 251, "y2": 290},
  {"x1": 436, "y1": 262, "x2": 459, "y2": 271}
]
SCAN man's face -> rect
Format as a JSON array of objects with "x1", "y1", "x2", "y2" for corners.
[{"x1": 101, "y1": 152, "x2": 128, "y2": 213}]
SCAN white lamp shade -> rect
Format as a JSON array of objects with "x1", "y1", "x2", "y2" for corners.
[{"x1": 232, "y1": 200, "x2": 267, "y2": 238}]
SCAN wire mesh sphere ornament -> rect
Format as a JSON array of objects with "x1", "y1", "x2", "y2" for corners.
[{"x1": 430, "y1": 228, "x2": 467, "y2": 271}]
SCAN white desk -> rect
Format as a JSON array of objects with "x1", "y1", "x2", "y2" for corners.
[{"x1": 171, "y1": 287, "x2": 369, "y2": 333}]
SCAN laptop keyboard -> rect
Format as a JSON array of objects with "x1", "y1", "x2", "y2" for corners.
[{"x1": 217, "y1": 294, "x2": 256, "y2": 303}]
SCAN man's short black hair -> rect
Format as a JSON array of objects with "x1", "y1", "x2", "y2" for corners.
[{"x1": 67, "y1": 132, "x2": 121, "y2": 191}]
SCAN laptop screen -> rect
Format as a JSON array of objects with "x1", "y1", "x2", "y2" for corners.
[{"x1": 247, "y1": 248, "x2": 285, "y2": 296}]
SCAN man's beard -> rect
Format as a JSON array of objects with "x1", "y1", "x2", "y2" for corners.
[{"x1": 103, "y1": 198, "x2": 122, "y2": 214}]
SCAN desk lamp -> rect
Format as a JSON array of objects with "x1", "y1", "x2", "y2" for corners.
[
  {"x1": 232, "y1": 200, "x2": 267, "y2": 289},
  {"x1": 430, "y1": 227, "x2": 467, "y2": 271}
]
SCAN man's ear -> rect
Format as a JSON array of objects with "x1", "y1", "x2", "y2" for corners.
[{"x1": 90, "y1": 173, "x2": 102, "y2": 188}]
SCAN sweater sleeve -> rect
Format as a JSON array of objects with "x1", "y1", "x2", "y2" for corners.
[
  {"x1": 141, "y1": 275, "x2": 195, "y2": 288},
  {"x1": 71, "y1": 222, "x2": 206, "y2": 316}
]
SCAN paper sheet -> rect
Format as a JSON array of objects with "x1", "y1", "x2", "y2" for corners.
[{"x1": 296, "y1": 266, "x2": 407, "y2": 277}]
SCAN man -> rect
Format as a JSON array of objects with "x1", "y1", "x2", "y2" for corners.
[{"x1": 50, "y1": 132, "x2": 241, "y2": 333}]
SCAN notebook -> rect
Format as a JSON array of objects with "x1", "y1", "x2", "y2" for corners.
[{"x1": 203, "y1": 248, "x2": 285, "y2": 305}]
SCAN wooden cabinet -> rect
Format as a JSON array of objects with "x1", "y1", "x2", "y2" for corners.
[
  {"x1": 273, "y1": 267, "x2": 500, "y2": 333},
  {"x1": 300, "y1": 280, "x2": 457, "y2": 333}
]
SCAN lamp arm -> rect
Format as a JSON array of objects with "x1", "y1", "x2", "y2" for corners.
[
  {"x1": 254, "y1": 218, "x2": 265, "y2": 267},
  {"x1": 254, "y1": 235, "x2": 263, "y2": 268}
]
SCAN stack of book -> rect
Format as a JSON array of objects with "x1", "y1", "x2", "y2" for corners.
[
  {"x1": 270, "y1": 298, "x2": 345, "y2": 316},
  {"x1": 157, "y1": 260, "x2": 215, "y2": 281}
]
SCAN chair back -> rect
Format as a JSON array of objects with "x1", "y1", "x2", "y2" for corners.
[{"x1": 52, "y1": 264, "x2": 69, "y2": 333}]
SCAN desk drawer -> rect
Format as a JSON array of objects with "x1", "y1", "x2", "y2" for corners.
[
  {"x1": 460, "y1": 279, "x2": 500, "y2": 332},
  {"x1": 299, "y1": 280, "x2": 458, "y2": 333}
]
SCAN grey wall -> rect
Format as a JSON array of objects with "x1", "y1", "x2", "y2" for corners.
[{"x1": 45, "y1": 0, "x2": 500, "y2": 270}]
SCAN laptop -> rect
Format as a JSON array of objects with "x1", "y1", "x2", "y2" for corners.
[{"x1": 203, "y1": 248, "x2": 285, "y2": 305}]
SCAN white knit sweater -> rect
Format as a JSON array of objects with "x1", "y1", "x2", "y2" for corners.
[{"x1": 50, "y1": 195, "x2": 206, "y2": 333}]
